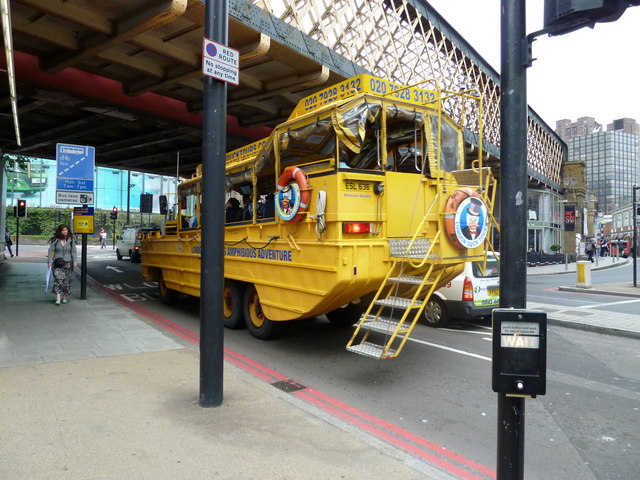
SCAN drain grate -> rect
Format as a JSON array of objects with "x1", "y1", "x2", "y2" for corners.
[{"x1": 271, "y1": 379, "x2": 307, "y2": 393}]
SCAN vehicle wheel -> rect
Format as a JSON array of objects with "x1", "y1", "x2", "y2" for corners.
[
  {"x1": 158, "y1": 275, "x2": 177, "y2": 305},
  {"x1": 243, "y1": 285, "x2": 278, "y2": 339},
  {"x1": 326, "y1": 303, "x2": 363, "y2": 327},
  {"x1": 423, "y1": 296, "x2": 449, "y2": 327},
  {"x1": 223, "y1": 281, "x2": 245, "y2": 329},
  {"x1": 116, "y1": 249, "x2": 123, "y2": 260}
]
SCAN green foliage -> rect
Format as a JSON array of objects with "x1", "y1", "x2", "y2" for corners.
[
  {"x1": 2, "y1": 153, "x2": 31, "y2": 172},
  {"x1": 5, "y1": 206, "x2": 166, "y2": 241},
  {"x1": 550, "y1": 244, "x2": 561, "y2": 253}
]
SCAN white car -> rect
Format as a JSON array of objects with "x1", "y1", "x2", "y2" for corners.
[
  {"x1": 423, "y1": 255, "x2": 500, "y2": 327},
  {"x1": 116, "y1": 226, "x2": 142, "y2": 263}
]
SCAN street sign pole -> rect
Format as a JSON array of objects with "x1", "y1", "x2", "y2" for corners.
[
  {"x1": 199, "y1": 0, "x2": 228, "y2": 408},
  {"x1": 498, "y1": 1, "x2": 528, "y2": 478}
]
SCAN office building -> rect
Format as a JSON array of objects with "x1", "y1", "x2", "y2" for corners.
[{"x1": 556, "y1": 117, "x2": 639, "y2": 214}]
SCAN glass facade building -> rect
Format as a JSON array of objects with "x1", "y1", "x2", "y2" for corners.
[
  {"x1": 568, "y1": 130, "x2": 638, "y2": 214},
  {"x1": 5, "y1": 157, "x2": 178, "y2": 213},
  {"x1": 527, "y1": 189, "x2": 565, "y2": 252}
]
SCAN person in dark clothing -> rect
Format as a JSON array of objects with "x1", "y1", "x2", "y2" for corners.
[
  {"x1": 585, "y1": 237, "x2": 595, "y2": 263},
  {"x1": 242, "y1": 194, "x2": 253, "y2": 221},
  {"x1": 225, "y1": 197, "x2": 243, "y2": 223},
  {"x1": 5, "y1": 227, "x2": 14, "y2": 257},
  {"x1": 261, "y1": 193, "x2": 275, "y2": 219}
]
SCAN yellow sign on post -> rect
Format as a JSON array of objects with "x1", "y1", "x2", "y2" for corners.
[{"x1": 73, "y1": 207, "x2": 94, "y2": 234}]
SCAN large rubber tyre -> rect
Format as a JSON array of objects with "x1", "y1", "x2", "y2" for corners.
[
  {"x1": 326, "y1": 303, "x2": 364, "y2": 327},
  {"x1": 158, "y1": 275, "x2": 177, "y2": 305},
  {"x1": 223, "y1": 280, "x2": 245, "y2": 329},
  {"x1": 243, "y1": 285, "x2": 278, "y2": 340},
  {"x1": 423, "y1": 296, "x2": 449, "y2": 327},
  {"x1": 116, "y1": 249, "x2": 123, "y2": 260}
]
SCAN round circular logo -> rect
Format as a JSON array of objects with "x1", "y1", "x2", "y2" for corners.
[
  {"x1": 206, "y1": 43, "x2": 217, "y2": 57},
  {"x1": 452, "y1": 196, "x2": 488, "y2": 249},
  {"x1": 275, "y1": 183, "x2": 301, "y2": 221}
]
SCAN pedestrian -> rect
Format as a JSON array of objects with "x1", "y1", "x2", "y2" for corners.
[
  {"x1": 4, "y1": 226, "x2": 14, "y2": 257},
  {"x1": 225, "y1": 197, "x2": 243, "y2": 223},
  {"x1": 585, "y1": 237, "x2": 594, "y2": 263},
  {"x1": 99, "y1": 227, "x2": 107, "y2": 249},
  {"x1": 47, "y1": 225, "x2": 77, "y2": 305}
]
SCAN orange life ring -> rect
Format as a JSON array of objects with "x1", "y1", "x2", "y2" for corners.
[
  {"x1": 276, "y1": 166, "x2": 311, "y2": 223},
  {"x1": 444, "y1": 187, "x2": 487, "y2": 250}
]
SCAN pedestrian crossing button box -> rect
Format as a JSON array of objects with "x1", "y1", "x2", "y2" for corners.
[{"x1": 492, "y1": 309, "x2": 546, "y2": 397}]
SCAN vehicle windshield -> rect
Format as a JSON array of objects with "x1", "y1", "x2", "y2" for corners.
[{"x1": 472, "y1": 257, "x2": 500, "y2": 278}]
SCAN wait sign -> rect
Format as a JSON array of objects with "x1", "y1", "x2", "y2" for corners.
[{"x1": 202, "y1": 38, "x2": 239, "y2": 85}]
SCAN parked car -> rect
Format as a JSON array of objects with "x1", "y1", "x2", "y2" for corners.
[
  {"x1": 423, "y1": 254, "x2": 500, "y2": 327},
  {"x1": 116, "y1": 226, "x2": 142, "y2": 263}
]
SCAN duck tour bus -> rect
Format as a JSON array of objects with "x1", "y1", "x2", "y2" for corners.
[{"x1": 140, "y1": 73, "x2": 497, "y2": 359}]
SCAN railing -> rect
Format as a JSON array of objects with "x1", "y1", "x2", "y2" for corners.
[{"x1": 526, "y1": 252, "x2": 564, "y2": 267}]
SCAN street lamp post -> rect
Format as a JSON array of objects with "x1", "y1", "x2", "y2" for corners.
[{"x1": 633, "y1": 185, "x2": 639, "y2": 287}]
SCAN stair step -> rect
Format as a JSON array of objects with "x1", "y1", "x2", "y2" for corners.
[
  {"x1": 389, "y1": 238, "x2": 439, "y2": 259},
  {"x1": 389, "y1": 275, "x2": 434, "y2": 285},
  {"x1": 374, "y1": 296, "x2": 423, "y2": 309},
  {"x1": 361, "y1": 317, "x2": 409, "y2": 335},
  {"x1": 347, "y1": 341, "x2": 397, "y2": 359}
]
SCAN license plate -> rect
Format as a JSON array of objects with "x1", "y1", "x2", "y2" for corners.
[
  {"x1": 31, "y1": 178, "x2": 45, "y2": 184},
  {"x1": 343, "y1": 180, "x2": 373, "y2": 192},
  {"x1": 488, "y1": 288, "x2": 499, "y2": 297}
]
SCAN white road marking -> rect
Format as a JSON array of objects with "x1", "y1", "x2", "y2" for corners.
[
  {"x1": 406, "y1": 337, "x2": 491, "y2": 361},
  {"x1": 576, "y1": 298, "x2": 640, "y2": 309}
]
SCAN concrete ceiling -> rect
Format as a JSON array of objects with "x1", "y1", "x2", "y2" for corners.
[{"x1": 0, "y1": 0, "x2": 353, "y2": 176}]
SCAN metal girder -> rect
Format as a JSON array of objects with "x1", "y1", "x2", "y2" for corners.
[{"x1": 1, "y1": 0, "x2": 564, "y2": 187}]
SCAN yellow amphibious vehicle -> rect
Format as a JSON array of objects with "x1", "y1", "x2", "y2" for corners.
[{"x1": 141, "y1": 74, "x2": 497, "y2": 359}]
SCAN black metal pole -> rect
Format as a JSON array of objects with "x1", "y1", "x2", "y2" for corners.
[
  {"x1": 15, "y1": 216, "x2": 19, "y2": 256},
  {"x1": 199, "y1": 0, "x2": 227, "y2": 407},
  {"x1": 80, "y1": 231, "x2": 87, "y2": 299},
  {"x1": 127, "y1": 170, "x2": 131, "y2": 224},
  {"x1": 498, "y1": 1, "x2": 527, "y2": 478},
  {"x1": 633, "y1": 185, "x2": 638, "y2": 287}
]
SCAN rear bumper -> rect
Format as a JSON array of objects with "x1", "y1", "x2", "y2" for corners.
[{"x1": 444, "y1": 300, "x2": 497, "y2": 319}]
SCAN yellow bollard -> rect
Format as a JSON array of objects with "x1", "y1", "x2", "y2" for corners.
[{"x1": 576, "y1": 260, "x2": 592, "y2": 288}]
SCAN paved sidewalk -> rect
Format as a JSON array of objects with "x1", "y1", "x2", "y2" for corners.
[
  {"x1": 526, "y1": 256, "x2": 640, "y2": 339},
  {"x1": 0, "y1": 255, "x2": 442, "y2": 480},
  {"x1": 1, "y1": 249, "x2": 638, "y2": 479}
]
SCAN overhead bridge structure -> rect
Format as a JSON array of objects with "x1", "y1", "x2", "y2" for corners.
[{"x1": 1, "y1": 0, "x2": 564, "y2": 189}]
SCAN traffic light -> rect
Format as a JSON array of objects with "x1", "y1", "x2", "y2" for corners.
[
  {"x1": 110, "y1": 206, "x2": 118, "y2": 220},
  {"x1": 16, "y1": 200, "x2": 27, "y2": 217},
  {"x1": 543, "y1": 0, "x2": 633, "y2": 36}
]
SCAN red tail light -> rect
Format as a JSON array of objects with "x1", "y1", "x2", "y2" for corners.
[
  {"x1": 342, "y1": 222, "x2": 371, "y2": 234},
  {"x1": 462, "y1": 276, "x2": 474, "y2": 302},
  {"x1": 134, "y1": 246, "x2": 140, "y2": 251}
]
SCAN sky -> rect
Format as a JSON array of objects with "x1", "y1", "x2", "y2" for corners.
[{"x1": 425, "y1": 0, "x2": 640, "y2": 129}]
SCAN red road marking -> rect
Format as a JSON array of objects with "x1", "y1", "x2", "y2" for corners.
[{"x1": 90, "y1": 277, "x2": 495, "y2": 479}]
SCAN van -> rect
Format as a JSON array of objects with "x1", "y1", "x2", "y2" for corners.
[
  {"x1": 423, "y1": 254, "x2": 500, "y2": 327},
  {"x1": 116, "y1": 227, "x2": 142, "y2": 263}
]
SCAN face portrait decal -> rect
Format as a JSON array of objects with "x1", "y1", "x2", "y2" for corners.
[
  {"x1": 275, "y1": 183, "x2": 301, "y2": 221},
  {"x1": 453, "y1": 196, "x2": 488, "y2": 249}
]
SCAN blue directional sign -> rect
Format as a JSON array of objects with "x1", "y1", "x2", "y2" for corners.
[{"x1": 56, "y1": 143, "x2": 95, "y2": 205}]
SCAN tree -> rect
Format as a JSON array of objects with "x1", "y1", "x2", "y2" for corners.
[{"x1": 2, "y1": 152, "x2": 31, "y2": 173}]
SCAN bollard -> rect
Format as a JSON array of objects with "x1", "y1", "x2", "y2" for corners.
[{"x1": 576, "y1": 260, "x2": 592, "y2": 288}]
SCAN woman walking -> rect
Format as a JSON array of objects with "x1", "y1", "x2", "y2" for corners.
[{"x1": 48, "y1": 225, "x2": 78, "y2": 305}]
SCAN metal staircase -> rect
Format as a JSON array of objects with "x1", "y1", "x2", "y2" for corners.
[{"x1": 346, "y1": 233, "x2": 445, "y2": 359}]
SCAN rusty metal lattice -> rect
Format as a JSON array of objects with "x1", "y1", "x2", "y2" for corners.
[{"x1": 253, "y1": 0, "x2": 563, "y2": 188}]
